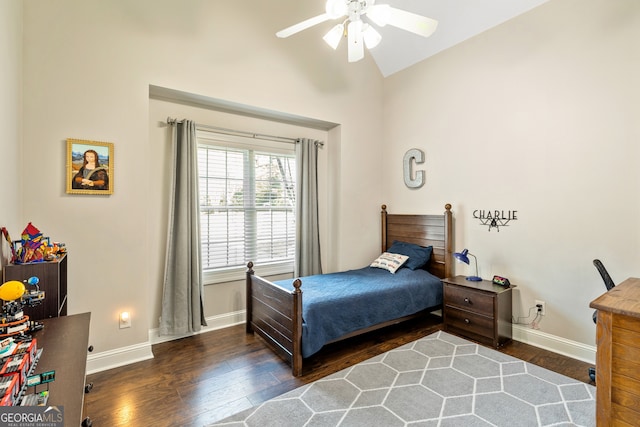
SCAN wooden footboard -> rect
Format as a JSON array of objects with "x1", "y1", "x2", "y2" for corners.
[{"x1": 246, "y1": 262, "x2": 303, "y2": 376}]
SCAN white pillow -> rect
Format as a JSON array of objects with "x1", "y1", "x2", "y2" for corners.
[{"x1": 370, "y1": 252, "x2": 409, "y2": 274}]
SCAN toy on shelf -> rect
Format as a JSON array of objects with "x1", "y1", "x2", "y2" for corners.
[
  {"x1": 1, "y1": 224, "x2": 66, "y2": 265},
  {"x1": 20, "y1": 369, "x2": 54, "y2": 407},
  {"x1": 0, "y1": 277, "x2": 45, "y2": 338},
  {"x1": 0, "y1": 228, "x2": 17, "y2": 264}
]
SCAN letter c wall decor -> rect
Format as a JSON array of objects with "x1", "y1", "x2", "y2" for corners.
[{"x1": 403, "y1": 148, "x2": 425, "y2": 188}]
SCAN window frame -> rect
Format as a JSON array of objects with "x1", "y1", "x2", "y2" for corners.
[{"x1": 196, "y1": 129, "x2": 296, "y2": 285}]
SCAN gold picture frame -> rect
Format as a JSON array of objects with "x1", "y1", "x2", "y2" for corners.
[{"x1": 66, "y1": 138, "x2": 114, "y2": 195}]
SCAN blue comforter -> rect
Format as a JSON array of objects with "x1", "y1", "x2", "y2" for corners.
[{"x1": 275, "y1": 267, "x2": 442, "y2": 358}]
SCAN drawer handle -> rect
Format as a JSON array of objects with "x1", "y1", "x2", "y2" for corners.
[
  {"x1": 464, "y1": 318, "x2": 471, "y2": 324},
  {"x1": 464, "y1": 297, "x2": 471, "y2": 304}
]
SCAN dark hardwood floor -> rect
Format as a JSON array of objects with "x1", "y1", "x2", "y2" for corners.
[{"x1": 84, "y1": 315, "x2": 594, "y2": 426}]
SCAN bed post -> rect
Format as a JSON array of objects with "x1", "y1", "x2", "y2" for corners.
[
  {"x1": 443, "y1": 204, "x2": 453, "y2": 278},
  {"x1": 381, "y1": 204, "x2": 388, "y2": 253},
  {"x1": 291, "y1": 278, "x2": 303, "y2": 377},
  {"x1": 246, "y1": 262, "x2": 254, "y2": 333}
]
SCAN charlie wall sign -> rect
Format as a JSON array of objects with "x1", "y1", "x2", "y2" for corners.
[
  {"x1": 403, "y1": 148, "x2": 425, "y2": 188},
  {"x1": 474, "y1": 209, "x2": 518, "y2": 231}
]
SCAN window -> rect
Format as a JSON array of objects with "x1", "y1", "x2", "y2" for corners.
[{"x1": 197, "y1": 130, "x2": 296, "y2": 283}]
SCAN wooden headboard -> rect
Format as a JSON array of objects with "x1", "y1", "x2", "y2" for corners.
[{"x1": 381, "y1": 204, "x2": 453, "y2": 279}]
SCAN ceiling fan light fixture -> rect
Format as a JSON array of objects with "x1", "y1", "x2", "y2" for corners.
[
  {"x1": 325, "y1": 0, "x2": 348, "y2": 19},
  {"x1": 323, "y1": 24, "x2": 344, "y2": 50},
  {"x1": 362, "y1": 24, "x2": 382, "y2": 49}
]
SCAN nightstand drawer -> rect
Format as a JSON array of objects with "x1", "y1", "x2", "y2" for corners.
[
  {"x1": 444, "y1": 306, "x2": 495, "y2": 341},
  {"x1": 444, "y1": 285, "x2": 494, "y2": 316}
]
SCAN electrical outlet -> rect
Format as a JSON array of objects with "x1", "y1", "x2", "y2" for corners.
[{"x1": 535, "y1": 300, "x2": 546, "y2": 316}]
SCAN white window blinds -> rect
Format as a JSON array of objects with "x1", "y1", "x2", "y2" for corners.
[{"x1": 197, "y1": 130, "x2": 296, "y2": 282}]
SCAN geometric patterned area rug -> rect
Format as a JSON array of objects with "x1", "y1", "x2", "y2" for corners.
[{"x1": 209, "y1": 331, "x2": 596, "y2": 427}]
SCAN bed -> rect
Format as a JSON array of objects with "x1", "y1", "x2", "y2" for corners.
[{"x1": 245, "y1": 204, "x2": 453, "y2": 376}]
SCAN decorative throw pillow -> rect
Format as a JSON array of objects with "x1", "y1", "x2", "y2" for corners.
[
  {"x1": 370, "y1": 252, "x2": 409, "y2": 274},
  {"x1": 387, "y1": 241, "x2": 433, "y2": 270}
]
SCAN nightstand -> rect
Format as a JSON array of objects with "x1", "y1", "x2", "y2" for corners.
[{"x1": 442, "y1": 275, "x2": 513, "y2": 348}]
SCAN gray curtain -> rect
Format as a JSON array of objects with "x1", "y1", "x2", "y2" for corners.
[
  {"x1": 295, "y1": 138, "x2": 322, "y2": 277},
  {"x1": 159, "y1": 120, "x2": 206, "y2": 335}
]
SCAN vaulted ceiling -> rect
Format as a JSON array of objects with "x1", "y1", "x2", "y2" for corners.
[
  {"x1": 372, "y1": 0, "x2": 551, "y2": 76},
  {"x1": 280, "y1": 0, "x2": 551, "y2": 77}
]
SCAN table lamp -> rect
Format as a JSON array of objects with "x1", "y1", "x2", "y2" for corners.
[{"x1": 454, "y1": 248, "x2": 482, "y2": 281}]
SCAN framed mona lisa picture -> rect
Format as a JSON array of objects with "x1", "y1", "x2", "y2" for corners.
[{"x1": 66, "y1": 138, "x2": 114, "y2": 195}]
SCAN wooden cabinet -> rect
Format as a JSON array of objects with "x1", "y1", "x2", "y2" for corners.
[
  {"x1": 2, "y1": 254, "x2": 67, "y2": 320},
  {"x1": 442, "y1": 275, "x2": 513, "y2": 348},
  {"x1": 590, "y1": 277, "x2": 640, "y2": 426}
]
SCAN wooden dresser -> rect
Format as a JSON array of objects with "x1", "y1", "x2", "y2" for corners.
[
  {"x1": 442, "y1": 275, "x2": 513, "y2": 348},
  {"x1": 590, "y1": 277, "x2": 640, "y2": 426}
]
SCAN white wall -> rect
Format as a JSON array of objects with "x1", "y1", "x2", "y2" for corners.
[
  {"x1": 20, "y1": 0, "x2": 384, "y2": 357},
  {"x1": 382, "y1": 0, "x2": 640, "y2": 347},
  {"x1": 0, "y1": 0, "x2": 23, "y2": 267}
]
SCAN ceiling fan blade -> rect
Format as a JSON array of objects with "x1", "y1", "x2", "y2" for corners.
[
  {"x1": 385, "y1": 7, "x2": 438, "y2": 38},
  {"x1": 347, "y1": 20, "x2": 364, "y2": 63},
  {"x1": 368, "y1": 5, "x2": 438, "y2": 38},
  {"x1": 276, "y1": 13, "x2": 332, "y2": 38}
]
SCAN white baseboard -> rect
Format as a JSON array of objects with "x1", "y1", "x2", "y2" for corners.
[
  {"x1": 86, "y1": 310, "x2": 246, "y2": 374},
  {"x1": 512, "y1": 324, "x2": 596, "y2": 365},
  {"x1": 87, "y1": 311, "x2": 595, "y2": 374},
  {"x1": 149, "y1": 309, "x2": 246, "y2": 345},
  {"x1": 86, "y1": 342, "x2": 154, "y2": 375}
]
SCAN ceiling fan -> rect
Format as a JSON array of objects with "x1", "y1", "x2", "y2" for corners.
[{"x1": 276, "y1": 0, "x2": 438, "y2": 63}]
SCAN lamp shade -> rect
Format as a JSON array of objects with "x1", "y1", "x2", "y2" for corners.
[
  {"x1": 363, "y1": 24, "x2": 382, "y2": 49},
  {"x1": 453, "y1": 249, "x2": 471, "y2": 265},
  {"x1": 453, "y1": 248, "x2": 482, "y2": 281},
  {"x1": 323, "y1": 24, "x2": 344, "y2": 50}
]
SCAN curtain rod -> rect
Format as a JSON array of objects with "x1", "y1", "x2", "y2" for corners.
[{"x1": 167, "y1": 117, "x2": 324, "y2": 146}]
